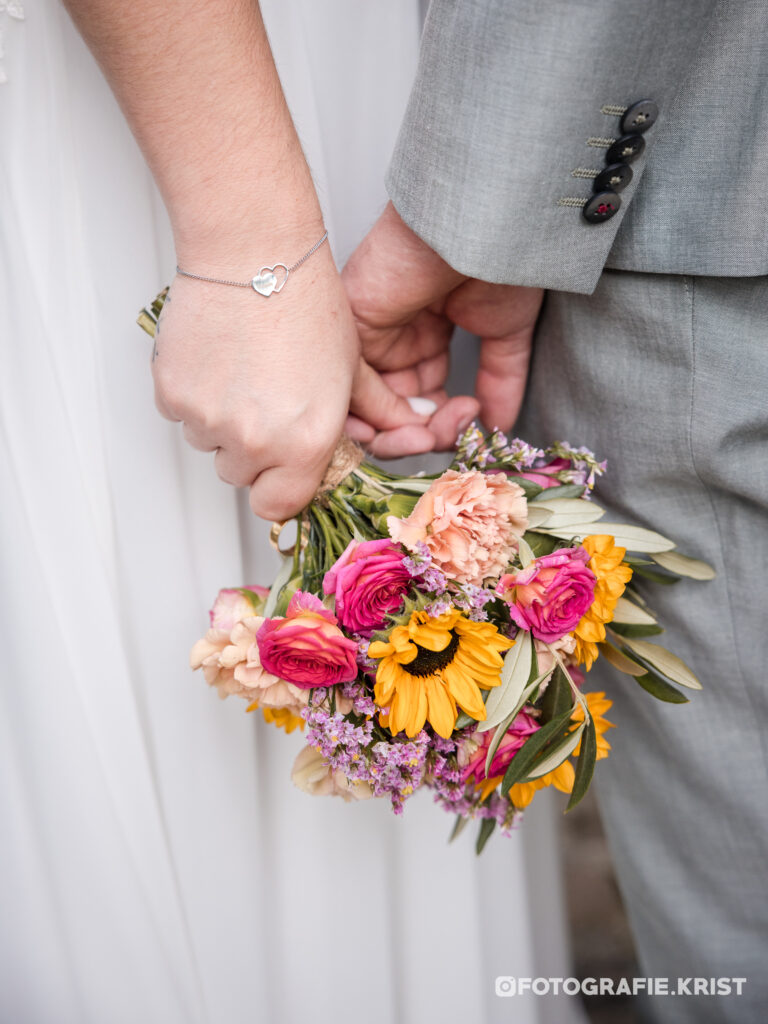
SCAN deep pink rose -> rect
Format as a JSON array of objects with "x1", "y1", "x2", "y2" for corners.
[
  {"x1": 509, "y1": 457, "x2": 572, "y2": 490},
  {"x1": 461, "y1": 710, "x2": 541, "y2": 785},
  {"x1": 256, "y1": 591, "x2": 358, "y2": 689},
  {"x1": 323, "y1": 539, "x2": 411, "y2": 633},
  {"x1": 209, "y1": 586, "x2": 270, "y2": 630},
  {"x1": 497, "y1": 546, "x2": 596, "y2": 643}
]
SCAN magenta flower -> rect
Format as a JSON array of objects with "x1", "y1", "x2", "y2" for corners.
[
  {"x1": 323, "y1": 539, "x2": 411, "y2": 633},
  {"x1": 509, "y1": 457, "x2": 572, "y2": 490},
  {"x1": 497, "y1": 546, "x2": 596, "y2": 643},
  {"x1": 256, "y1": 591, "x2": 358, "y2": 689},
  {"x1": 461, "y1": 710, "x2": 541, "y2": 786}
]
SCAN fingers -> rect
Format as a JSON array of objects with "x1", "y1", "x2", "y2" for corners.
[
  {"x1": 475, "y1": 334, "x2": 535, "y2": 432},
  {"x1": 425, "y1": 395, "x2": 481, "y2": 450},
  {"x1": 248, "y1": 454, "x2": 333, "y2": 521},
  {"x1": 349, "y1": 359, "x2": 431, "y2": 433},
  {"x1": 182, "y1": 422, "x2": 218, "y2": 452}
]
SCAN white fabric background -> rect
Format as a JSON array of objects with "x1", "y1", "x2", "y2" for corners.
[{"x1": 0, "y1": 3, "x2": 584, "y2": 1022}]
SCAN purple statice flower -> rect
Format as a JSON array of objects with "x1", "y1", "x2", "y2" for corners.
[
  {"x1": 341, "y1": 677, "x2": 378, "y2": 716},
  {"x1": 403, "y1": 541, "x2": 448, "y2": 596},
  {"x1": 496, "y1": 436, "x2": 545, "y2": 470},
  {"x1": 452, "y1": 583, "x2": 497, "y2": 621},
  {"x1": 546, "y1": 441, "x2": 607, "y2": 491}
]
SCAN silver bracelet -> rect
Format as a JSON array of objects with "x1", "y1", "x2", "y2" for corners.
[{"x1": 175, "y1": 230, "x2": 329, "y2": 297}]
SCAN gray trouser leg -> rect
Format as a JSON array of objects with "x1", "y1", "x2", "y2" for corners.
[{"x1": 520, "y1": 270, "x2": 768, "y2": 1024}]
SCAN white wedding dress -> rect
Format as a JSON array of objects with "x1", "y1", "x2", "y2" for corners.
[{"x1": 0, "y1": 3, "x2": 585, "y2": 1023}]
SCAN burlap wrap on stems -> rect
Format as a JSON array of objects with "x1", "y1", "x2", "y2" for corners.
[{"x1": 269, "y1": 435, "x2": 365, "y2": 555}]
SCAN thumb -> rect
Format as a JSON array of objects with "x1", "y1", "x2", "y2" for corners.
[{"x1": 349, "y1": 358, "x2": 433, "y2": 432}]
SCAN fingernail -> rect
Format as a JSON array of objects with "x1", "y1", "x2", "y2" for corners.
[{"x1": 406, "y1": 396, "x2": 438, "y2": 416}]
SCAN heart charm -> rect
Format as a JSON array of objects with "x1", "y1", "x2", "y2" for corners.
[{"x1": 252, "y1": 263, "x2": 289, "y2": 297}]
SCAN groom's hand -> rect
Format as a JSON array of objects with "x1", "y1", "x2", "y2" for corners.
[{"x1": 344, "y1": 202, "x2": 545, "y2": 456}]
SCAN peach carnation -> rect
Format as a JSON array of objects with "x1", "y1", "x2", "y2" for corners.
[
  {"x1": 190, "y1": 615, "x2": 306, "y2": 711},
  {"x1": 387, "y1": 470, "x2": 528, "y2": 585}
]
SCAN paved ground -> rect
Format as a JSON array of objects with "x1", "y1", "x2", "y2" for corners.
[{"x1": 563, "y1": 790, "x2": 641, "y2": 1024}]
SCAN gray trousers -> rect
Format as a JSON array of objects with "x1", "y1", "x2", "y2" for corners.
[{"x1": 520, "y1": 271, "x2": 768, "y2": 1024}]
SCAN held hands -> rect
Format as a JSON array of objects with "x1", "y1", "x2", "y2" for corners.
[
  {"x1": 153, "y1": 205, "x2": 543, "y2": 522},
  {"x1": 151, "y1": 242, "x2": 427, "y2": 521},
  {"x1": 344, "y1": 202, "x2": 545, "y2": 457}
]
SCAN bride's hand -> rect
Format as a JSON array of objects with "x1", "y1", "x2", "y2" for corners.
[{"x1": 152, "y1": 242, "x2": 360, "y2": 521}]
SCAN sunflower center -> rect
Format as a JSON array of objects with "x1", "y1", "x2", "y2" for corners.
[{"x1": 406, "y1": 630, "x2": 460, "y2": 677}]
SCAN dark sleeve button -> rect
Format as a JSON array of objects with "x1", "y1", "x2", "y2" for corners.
[
  {"x1": 593, "y1": 162, "x2": 633, "y2": 193},
  {"x1": 583, "y1": 191, "x2": 622, "y2": 224},
  {"x1": 606, "y1": 133, "x2": 646, "y2": 164},
  {"x1": 620, "y1": 100, "x2": 659, "y2": 135}
]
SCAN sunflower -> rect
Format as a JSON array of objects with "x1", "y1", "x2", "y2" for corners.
[
  {"x1": 571, "y1": 691, "x2": 615, "y2": 760},
  {"x1": 368, "y1": 609, "x2": 514, "y2": 739},
  {"x1": 573, "y1": 534, "x2": 633, "y2": 669}
]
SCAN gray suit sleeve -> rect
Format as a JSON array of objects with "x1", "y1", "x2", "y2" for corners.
[{"x1": 386, "y1": 0, "x2": 715, "y2": 294}]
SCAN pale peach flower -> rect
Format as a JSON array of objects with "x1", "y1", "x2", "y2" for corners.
[
  {"x1": 291, "y1": 746, "x2": 373, "y2": 802},
  {"x1": 388, "y1": 470, "x2": 528, "y2": 585},
  {"x1": 209, "y1": 586, "x2": 270, "y2": 630}
]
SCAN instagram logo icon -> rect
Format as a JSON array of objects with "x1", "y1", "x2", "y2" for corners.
[{"x1": 495, "y1": 977, "x2": 516, "y2": 997}]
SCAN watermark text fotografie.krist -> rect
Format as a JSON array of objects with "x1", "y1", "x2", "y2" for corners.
[{"x1": 494, "y1": 977, "x2": 747, "y2": 998}]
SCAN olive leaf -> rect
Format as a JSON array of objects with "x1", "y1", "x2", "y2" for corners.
[
  {"x1": 481, "y1": 631, "x2": 533, "y2": 731},
  {"x1": 651, "y1": 550, "x2": 716, "y2": 580},
  {"x1": 525, "y1": 720, "x2": 585, "y2": 780},
  {"x1": 566, "y1": 716, "x2": 597, "y2": 811},
  {"x1": 449, "y1": 814, "x2": 470, "y2": 843},
  {"x1": 476, "y1": 817, "x2": 497, "y2": 855},
  {"x1": 598, "y1": 641, "x2": 646, "y2": 676},
  {"x1": 611, "y1": 596, "x2": 658, "y2": 625},
  {"x1": 634, "y1": 670, "x2": 689, "y2": 704},
  {"x1": 500, "y1": 709, "x2": 573, "y2": 796},
  {"x1": 619, "y1": 637, "x2": 702, "y2": 690}
]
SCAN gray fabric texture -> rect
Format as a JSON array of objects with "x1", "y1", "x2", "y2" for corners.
[
  {"x1": 387, "y1": 0, "x2": 768, "y2": 294},
  {"x1": 519, "y1": 270, "x2": 768, "y2": 1024}
]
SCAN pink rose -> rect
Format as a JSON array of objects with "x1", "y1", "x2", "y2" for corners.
[
  {"x1": 256, "y1": 591, "x2": 358, "y2": 689},
  {"x1": 387, "y1": 470, "x2": 528, "y2": 585},
  {"x1": 497, "y1": 546, "x2": 596, "y2": 644},
  {"x1": 510, "y1": 457, "x2": 572, "y2": 490},
  {"x1": 460, "y1": 710, "x2": 541, "y2": 786},
  {"x1": 209, "y1": 586, "x2": 270, "y2": 630},
  {"x1": 323, "y1": 539, "x2": 411, "y2": 633}
]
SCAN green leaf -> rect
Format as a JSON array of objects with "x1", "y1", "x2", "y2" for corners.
[
  {"x1": 500, "y1": 709, "x2": 573, "y2": 796},
  {"x1": 587, "y1": 524, "x2": 675, "y2": 553},
  {"x1": 525, "y1": 721, "x2": 584, "y2": 780},
  {"x1": 528, "y1": 498, "x2": 606, "y2": 529},
  {"x1": 634, "y1": 670, "x2": 689, "y2": 704},
  {"x1": 620, "y1": 637, "x2": 703, "y2": 690},
  {"x1": 611, "y1": 596, "x2": 658, "y2": 625},
  {"x1": 455, "y1": 711, "x2": 475, "y2": 730},
  {"x1": 598, "y1": 642, "x2": 646, "y2": 676},
  {"x1": 475, "y1": 817, "x2": 496, "y2": 855},
  {"x1": 529, "y1": 484, "x2": 586, "y2": 502},
  {"x1": 523, "y1": 532, "x2": 559, "y2": 558},
  {"x1": 566, "y1": 717, "x2": 597, "y2": 811},
  {"x1": 526, "y1": 506, "x2": 554, "y2": 529},
  {"x1": 651, "y1": 550, "x2": 716, "y2": 581},
  {"x1": 386, "y1": 492, "x2": 420, "y2": 520},
  {"x1": 449, "y1": 814, "x2": 469, "y2": 843},
  {"x1": 263, "y1": 557, "x2": 295, "y2": 618},
  {"x1": 518, "y1": 535, "x2": 535, "y2": 569},
  {"x1": 608, "y1": 621, "x2": 665, "y2": 639},
  {"x1": 627, "y1": 564, "x2": 681, "y2": 585},
  {"x1": 513, "y1": 478, "x2": 544, "y2": 499},
  {"x1": 537, "y1": 665, "x2": 573, "y2": 720},
  {"x1": 481, "y1": 631, "x2": 533, "y2": 731}
]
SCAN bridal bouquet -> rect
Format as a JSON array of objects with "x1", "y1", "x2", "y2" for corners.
[
  {"x1": 141, "y1": 284, "x2": 712, "y2": 852},
  {"x1": 188, "y1": 425, "x2": 714, "y2": 853}
]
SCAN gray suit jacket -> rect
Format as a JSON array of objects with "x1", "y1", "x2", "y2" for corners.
[{"x1": 387, "y1": 0, "x2": 768, "y2": 294}]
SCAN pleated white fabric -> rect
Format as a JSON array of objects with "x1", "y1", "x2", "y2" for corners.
[{"x1": 0, "y1": 3, "x2": 586, "y2": 1023}]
